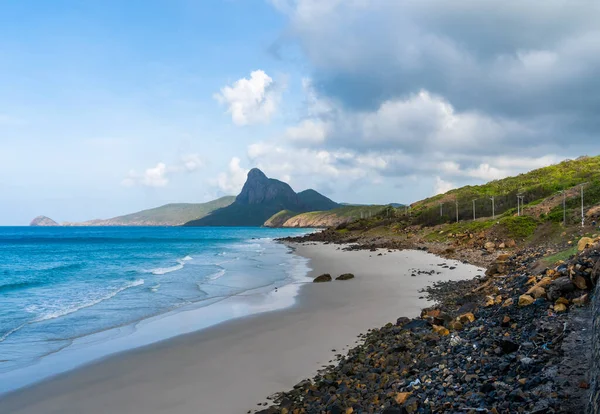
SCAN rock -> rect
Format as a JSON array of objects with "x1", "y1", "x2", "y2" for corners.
[
  {"x1": 396, "y1": 316, "x2": 410, "y2": 326},
  {"x1": 573, "y1": 275, "x2": 588, "y2": 290},
  {"x1": 500, "y1": 339, "x2": 519, "y2": 354},
  {"x1": 528, "y1": 286, "x2": 546, "y2": 299},
  {"x1": 313, "y1": 274, "x2": 332, "y2": 283},
  {"x1": 498, "y1": 242, "x2": 506, "y2": 249},
  {"x1": 518, "y1": 294, "x2": 535, "y2": 307},
  {"x1": 395, "y1": 392, "x2": 411, "y2": 405},
  {"x1": 502, "y1": 298, "x2": 514, "y2": 307},
  {"x1": 29, "y1": 215, "x2": 60, "y2": 227},
  {"x1": 485, "y1": 241, "x2": 496, "y2": 252},
  {"x1": 485, "y1": 295, "x2": 496, "y2": 307},
  {"x1": 448, "y1": 320, "x2": 463, "y2": 331},
  {"x1": 555, "y1": 297, "x2": 569, "y2": 305},
  {"x1": 402, "y1": 319, "x2": 431, "y2": 331},
  {"x1": 458, "y1": 312, "x2": 475, "y2": 324},
  {"x1": 577, "y1": 237, "x2": 594, "y2": 251},
  {"x1": 501, "y1": 316, "x2": 511, "y2": 327},
  {"x1": 547, "y1": 276, "x2": 575, "y2": 301},
  {"x1": 496, "y1": 253, "x2": 510, "y2": 262},
  {"x1": 554, "y1": 303, "x2": 567, "y2": 312},
  {"x1": 336, "y1": 273, "x2": 355, "y2": 281},
  {"x1": 572, "y1": 294, "x2": 589, "y2": 306},
  {"x1": 432, "y1": 325, "x2": 450, "y2": 336},
  {"x1": 506, "y1": 239, "x2": 517, "y2": 248}
]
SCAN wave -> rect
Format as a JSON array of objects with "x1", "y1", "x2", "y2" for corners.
[
  {"x1": 33, "y1": 279, "x2": 145, "y2": 323},
  {"x1": 150, "y1": 263, "x2": 184, "y2": 275},
  {"x1": 0, "y1": 323, "x2": 27, "y2": 342},
  {"x1": 207, "y1": 269, "x2": 226, "y2": 281},
  {"x1": 180, "y1": 255, "x2": 193, "y2": 261},
  {"x1": 0, "y1": 279, "x2": 145, "y2": 344},
  {"x1": 0, "y1": 280, "x2": 43, "y2": 293},
  {"x1": 149, "y1": 283, "x2": 161, "y2": 292}
]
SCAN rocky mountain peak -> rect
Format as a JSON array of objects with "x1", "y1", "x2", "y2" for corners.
[{"x1": 236, "y1": 168, "x2": 300, "y2": 206}]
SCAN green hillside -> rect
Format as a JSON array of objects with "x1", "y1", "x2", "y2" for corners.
[
  {"x1": 63, "y1": 196, "x2": 235, "y2": 226},
  {"x1": 410, "y1": 156, "x2": 600, "y2": 226},
  {"x1": 264, "y1": 210, "x2": 298, "y2": 227}
]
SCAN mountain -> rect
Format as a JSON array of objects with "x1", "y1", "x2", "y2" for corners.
[
  {"x1": 297, "y1": 189, "x2": 339, "y2": 211},
  {"x1": 268, "y1": 205, "x2": 388, "y2": 228},
  {"x1": 30, "y1": 216, "x2": 59, "y2": 227},
  {"x1": 184, "y1": 169, "x2": 340, "y2": 227},
  {"x1": 35, "y1": 197, "x2": 236, "y2": 227}
]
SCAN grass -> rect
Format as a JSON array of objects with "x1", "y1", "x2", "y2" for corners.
[
  {"x1": 499, "y1": 216, "x2": 540, "y2": 239},
  {"x1": 541, "y1": 246, "x2": 578, "y2": 266}
]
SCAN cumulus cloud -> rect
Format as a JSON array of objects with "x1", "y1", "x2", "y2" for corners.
[
  {"x1": 214, "y1": 70, "x2": 280, "y2": 126},
  {"x1": 214, "y1": 157, "x2": 249, "y2": 194},
  {"x1": 270, "y1": 0, "x2": 600, "y2": 151},
  {"x1": 122, "y1": 154, "x2": 204, "y2": 188},
  {"x1": 434, "y1": 177, "x2": 456, "y2": 195}
]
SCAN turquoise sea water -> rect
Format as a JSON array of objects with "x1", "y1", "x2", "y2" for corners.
[{"x1": 0, "y1": 227, "x2": 312, "y2": 392}]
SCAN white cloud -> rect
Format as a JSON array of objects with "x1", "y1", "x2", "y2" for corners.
[
  {"x1": 285, "y1": 119, "x2": 327, "y2": 143},
  {"x1": 122, "y1": 162, "x2": 169, "y2": 188},
  {"x1": 215, "y1": 157, "x2": 249, "y2": 194},
  {"x1": 434, "y1": 177, "x2": 456, "y2": 195},
  {"x1": 181, "y1": 153, "x2": 203, "y2": 172},
  {"x1": 214, "y1": 70, "x2": 280, "y2": 126},
  {"x1": 122, "y1": 154, "x2": 204, "y2": 188}
]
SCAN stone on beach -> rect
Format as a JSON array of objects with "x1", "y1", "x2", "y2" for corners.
[
  {"x1": 336, "y1": 273, "x2": 355, "y2": 280},
  {"x1": 313, "y1": 273, "x2": 332, "y2": 283}
]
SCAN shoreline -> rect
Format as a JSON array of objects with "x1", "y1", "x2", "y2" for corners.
[{"x1": 0, "y1": 243, "x2": 481, "y2": 414}]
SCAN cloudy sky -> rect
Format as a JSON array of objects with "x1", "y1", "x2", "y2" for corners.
[{"x1": 2, "y1": 0, "x2": 600, "y2": 225}]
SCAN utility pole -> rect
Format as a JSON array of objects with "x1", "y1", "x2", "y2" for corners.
[
  {"x1": 472, "y1": 199, "x2": 476, "y2": 220},
  {"x1": 581, "y1": 184, "x2": 585, "y2": 227},
  {"x1": 455, "y1": 200, "x2": 459, "y2": 223},
  {"x1": 562, "y1": 190, "x2": 566, "y2": 226},
  {"x1": 517, "y1": 195, "x2": 525, "y2": 216},
  {"x1": 490, "y1": 196, "x2": 495, "y2": 220}
]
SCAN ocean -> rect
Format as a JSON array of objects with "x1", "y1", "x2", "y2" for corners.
[{"x1": 0, "y1": 226, "x2": 313, "y2": 393}]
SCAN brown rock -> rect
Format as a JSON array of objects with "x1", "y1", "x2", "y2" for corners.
[
  {"x1": 484, "y1": 296, "x2": 496, "y2": 307},
  {"x1": 518, "y1": 295, "x2": 535, "y2": 307},
  {"x1": 555, "y1": 297, "x2": 570, "y2": 305},
  {"x1": 573, "y1": 294, "x2": 589, "y2": 306},
  {"x1": 502, "y1": 298, "x2": 514, "y2": 307},
  {"x1": 573, "y1": 275, "x2": 588, "y2": 290},
  {"x1": 336, "y1": 273, "x2": 355, "y2": 281},
  {"x1": 395, "y1": 392, "x2": 411, "y2": 405},
  {"x1": 449, "y1": 320, "x2": 463, "y2": 331},
  {"x1": 496, "y1": 253, "x2": 510, "y2": 262},
  {"x1": 458, "y1": 312, "x2": 476, "y2": 324},
  {"x1": 506, "y1": 239, "x2": 517, "y2": 248},
  {"x1": 498, "y1": 242, "x2": 506, "y2": 249},
  {"x1": 554, "y1": 303, "x2": 567, "y2": 312},
  {"x1": 528, "y1": 286, "x2": 546, "y2": 299},
  {"x1": 313, "y1": 274, "x2": 332, "y2": 283},
  {"x1": 432, "y1": 325, "x2": 450, "y2": 336},
  {"x1": 577, "y1": 237, "x2": 594, "y2": 251},
  {"x1": 484, "y1": 242, "x2": 496, "y2": 252}
]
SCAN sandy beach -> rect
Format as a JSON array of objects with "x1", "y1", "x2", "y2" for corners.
[{"x1": 0, "y1": 243, "x2": 482, "y2": 414}]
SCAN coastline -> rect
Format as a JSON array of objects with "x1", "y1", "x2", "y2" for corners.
[{"x1": 0, "y1": 242, "x2": 481, "y2": 414}]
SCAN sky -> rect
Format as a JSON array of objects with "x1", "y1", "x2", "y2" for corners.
[{"x1": 1, "y1": 0, "x2": 600, "y2": 225}]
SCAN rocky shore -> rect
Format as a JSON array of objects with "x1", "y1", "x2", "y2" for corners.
[{"x1": 254, "y1": 239, "x2": 600, "y2": 413}]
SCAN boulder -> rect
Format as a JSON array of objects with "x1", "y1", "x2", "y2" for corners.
[
  {"x1": 313, "y1": 273, "x2": 332, "y2": 283},
  {"x1": 547, "y1": 276, "x2": 575, "y2": 301},
  {"x1": 573, "y1": 275, "x2": 588, "y2": 290},
  {"x1": 484, "y1": 242, "x2": 496, "y2": 252},
  {"x1": 458, "y1": 312, "x2": 476, "y2": 324},
  {"x1": 518, "y1": 294, "x2": 535, "y2": 307},
  {"x1": 336, "y1": 273, "x2": 355, "y2": 281},
  {"x1": 528, "y1": 286, "x2": 546, "y2": 299},
  {"x1": 577, "y1": 237, "x2": 594, "y2": 251}
]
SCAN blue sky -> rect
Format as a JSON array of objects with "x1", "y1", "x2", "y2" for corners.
[{"x1": 2, "y1": 0, "x2": 600, "y2": 225}]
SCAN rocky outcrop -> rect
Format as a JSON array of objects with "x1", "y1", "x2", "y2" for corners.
[{"x1": 29, "y1": 216, "x2": 59, "y2": 226}]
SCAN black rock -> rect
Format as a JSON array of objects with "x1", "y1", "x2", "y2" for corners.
[
  {"x1": 500, "y1": 339, "x2": 519, "y2": 354},
  {"x1": 402, "y1": 319, "x2": 431, "y2": 331}
]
